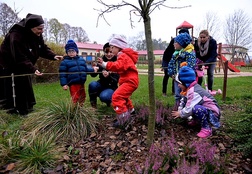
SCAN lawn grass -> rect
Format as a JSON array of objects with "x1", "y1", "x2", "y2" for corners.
[
  {"x1": 1, "y1": 73, "x2": 251, "y2": 123},
  {"x1": 33, "y1": 74, "x2": 252, "y2": 110},
  {"x1": 0, "y1": 71, "x2": 251, "y2": 171}
]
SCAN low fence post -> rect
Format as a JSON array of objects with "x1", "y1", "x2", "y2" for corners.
[
  {"x1": 11, "y1": 73, "x2": 16, "y2": 107},
  {"x1": 222, "y1": 61, "x2": 228, "y2": 101}
]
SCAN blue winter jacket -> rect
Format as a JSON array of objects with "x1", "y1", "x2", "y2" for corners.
[{"x1": 59, "y1": 55, "x2": 94, "y2": 86}]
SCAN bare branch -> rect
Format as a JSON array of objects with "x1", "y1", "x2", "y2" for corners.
[
  {"x1": 149, "y1": 3, "x2": 191, "y2": 14},
  {"x1": 95, "y1": 0, "x2": 191, "y2": 28},
  {"x1": 95, "y1": 0, "x2": 141, "y2": 28}
]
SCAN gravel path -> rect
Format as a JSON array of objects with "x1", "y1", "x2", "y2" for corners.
[{"x1": 138, "y1": 68, "x2": 252, "y2": 77}]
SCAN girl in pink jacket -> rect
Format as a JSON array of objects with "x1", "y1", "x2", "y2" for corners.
[{"x1": 171, "y1": 63, "x2": 221, "y2": 138}]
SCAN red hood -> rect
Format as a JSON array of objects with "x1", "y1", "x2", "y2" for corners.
[{"x1": 121, "y1": 48, "x2": 138, "y2": 64}]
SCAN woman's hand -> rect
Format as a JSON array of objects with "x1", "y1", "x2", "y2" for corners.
[
  {"x1": 97, "y1": 57, "x2": 107, "y2": 68},
  {"x1": 93, "y1": 66, "x2": 99, "y2": 73},
  {"x1": 54, "y1": 55, "x2": 63, "y2": 60},
  {"x1": 102, "y1": 70, "x2": 109, "y2": 77},
  {"x1": 35, "y1": 70, "x2": 43, "y2": 76}
]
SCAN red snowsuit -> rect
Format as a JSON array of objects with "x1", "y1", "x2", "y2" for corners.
[{"x1": 105, "y1": 48, "x2": 139, "y2": 115}]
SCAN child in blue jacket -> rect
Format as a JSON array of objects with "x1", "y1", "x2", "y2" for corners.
[
  {"x1": 59, "y1": 40, "x2": 98, "y2": 105},
  {"x1": 168, "y1": 33, "x2": 196, "y2": 108}
]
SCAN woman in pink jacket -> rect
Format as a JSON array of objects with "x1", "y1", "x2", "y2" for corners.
[{"x1": 97, "y1": 35, "x2": 139, "y2": 127}]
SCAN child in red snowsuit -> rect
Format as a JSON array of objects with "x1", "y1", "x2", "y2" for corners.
[{"x1": 97, "y1": 35, "x2": 139, "y2": 126}]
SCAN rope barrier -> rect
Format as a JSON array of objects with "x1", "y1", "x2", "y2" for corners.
[
  {"x1": 0, "y1": 71, "x2": 106, "y2": 79},
  {"x1": 0, "y1": 61, "x2": 220, "y2": 79}
]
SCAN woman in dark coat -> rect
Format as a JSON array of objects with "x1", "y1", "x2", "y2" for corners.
[
  {"x1": 88, "y1": 42, "x2": 119, "y2": 109},
  {"x1": 0, "y1": 13, "x2": 63, "y2": 115},
  {"x1": 162, "y1": 28, "x2": 190, "y2": 96}
]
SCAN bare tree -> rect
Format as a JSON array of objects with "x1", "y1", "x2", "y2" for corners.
[
  {"x1": 71, "y1": 27, "x2": 89, "y2": 42},
  {"x1": 48, "y1": 18, "x2": 62, "y2": 44},
  {"x1": 129, "y1": 32, "x2": 168, "y2": 50},
  {"x1": 59, "y1": 23, "x2": 71, "y2": 44},
  {"x1": 0, "y1": 3, "x2": 20, "y2": 36},
  {"x1": 43, "y1": 18, "x2": 49, "y2": 41},
  {"x1": 128, "y1": 31, "x2": 145, "y2": 50},
  {"x1": 224, "y1": 9, "x2": 252, "y2": 58},
  {"x1": 196, "y1": 11, "x2": 221, "y2": 42},
  {"x1": 95, "y1": 0, "x2": 190, "y2": 146}
]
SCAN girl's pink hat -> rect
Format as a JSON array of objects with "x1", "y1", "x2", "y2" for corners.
[{"x1": 109, "y1": 35, "x2": 128, "y2": 49}]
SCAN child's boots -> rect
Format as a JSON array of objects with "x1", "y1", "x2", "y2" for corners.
[
  {"x1": 197, "y1": 128, "x2": 212, "y2": 138},
  {"x1": 113, "y1": 111, "x2": 131, "y2": 128}
]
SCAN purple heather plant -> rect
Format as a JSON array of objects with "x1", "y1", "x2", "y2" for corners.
[
  {"x1": 190, "y1": 140, "x2": 218, "y2": 165},
  {"x1": 140, "y1": 133, "x2": 180, "y2": 173},
  {"x1": 136, "y1": 100, "x2": 170, "y2": 126},
  {"x1": 173, "y1": 157, "x2": 200, "y2": 174},
  {"x1": 135, "y1": 164, "x2": 143, "y2": 173},
  {"x1": 140, "y1": 133, "x2": 221, "y2": 173}
]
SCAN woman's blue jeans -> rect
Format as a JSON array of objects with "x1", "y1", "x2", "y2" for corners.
[
  {"x1": 206, "y1": 63, "x2": 216, "y2": 91},
  {"x1": 88, "y1": 81, "x2": 114, "y2": 105}
]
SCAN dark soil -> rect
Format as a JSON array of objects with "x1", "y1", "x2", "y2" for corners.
[
  {"x1": 2, "y1": 105, "x2": 251, "y2": 174},
  {"x1": 52, "y1": 105, "x2": 252, "y2": 174}
]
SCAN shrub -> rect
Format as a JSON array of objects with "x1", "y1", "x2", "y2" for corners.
[
  {"x1": 0, "y1": 132, "x2": 61, "y2": 173},
  {"x1": 35, "y1": 42, "x2": 65, "y2": 83},
  {"x1": 22, "y1": 101, "x2": 100, "y2": 143}
]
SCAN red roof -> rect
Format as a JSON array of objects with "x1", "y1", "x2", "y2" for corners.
[
  {"x1": 176, "y1": 21, "x2": 193, "y2": 29},
  {"x1": 138, "y1": 50, "x2": 164, "y2": 55},
  {"x1": 76, "y1": 42, "x2": 103, "y2": 50}
]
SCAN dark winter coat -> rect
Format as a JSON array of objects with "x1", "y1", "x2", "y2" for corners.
[
  {"x1": 194, "y1": 36, "x2": 217, "y2": 63},
  {"x1": 90, "y1": 55, "x2": 119, "y2": 90},
  {"x1": 162, "y1": 38, "x2": 175, "y2": 68},
  {"x1": 0, "y1": 14, "x2": 57, "y2": 114},
  {"x1": 59, "y1": 56, "x2": 94, "y2": 86}
]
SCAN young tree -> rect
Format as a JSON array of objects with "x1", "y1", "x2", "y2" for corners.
[
  {"x1": 95, "y1": 0, "x2": 190, "y2": 146},
  {"x1": 224, "y1": 9, "x2": 252, "y2": 58}
]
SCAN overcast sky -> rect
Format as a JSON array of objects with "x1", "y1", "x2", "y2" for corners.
[{"x1": 2, "y1": 0, "x2": 252, "y2": 48}]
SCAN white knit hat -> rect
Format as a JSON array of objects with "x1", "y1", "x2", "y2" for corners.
[{"x1": 109, "y1": 35, "x2": 128, "y2": 49}]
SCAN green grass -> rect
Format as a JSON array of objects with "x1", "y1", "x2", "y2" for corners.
[
  {"x1": 32, "y1": 74, "x2": 252, "y2": 112},
  {"x1": 0, "y1": 72, "x2": 252, "y2": 171},
  {"x1": 238, "y1": 66, "x2": 252, "y2": 72}
]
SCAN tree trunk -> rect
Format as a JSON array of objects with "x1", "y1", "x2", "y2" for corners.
[{"x1": 143, "y1": 16, "x2": 156, "y2": 147}]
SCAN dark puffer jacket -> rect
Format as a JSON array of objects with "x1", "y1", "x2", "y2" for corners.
[
  {"x1": 90, "y1": 55, "x2": 119, "y2": 90},
  {"x1": 59, "y1": 56, "x2": 94, "y2": 86}
]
